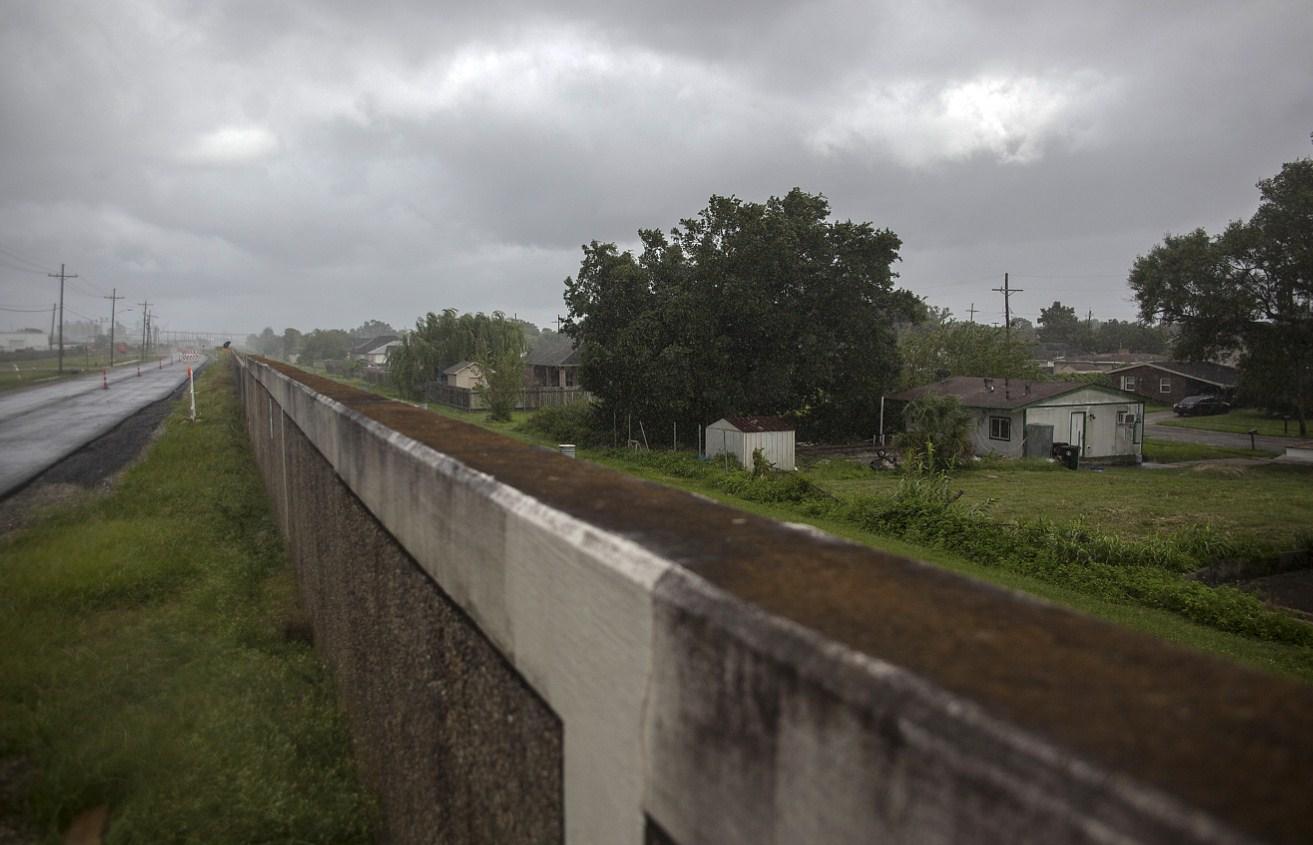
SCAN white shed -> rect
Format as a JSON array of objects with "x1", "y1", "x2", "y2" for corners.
[{"x1": 705, "y1": 416, "x2": 796, "y2": 471}]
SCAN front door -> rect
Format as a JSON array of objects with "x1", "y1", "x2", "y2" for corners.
[{"x1": 1070, "y1": 411, "x2": 1087, "y2": 454}]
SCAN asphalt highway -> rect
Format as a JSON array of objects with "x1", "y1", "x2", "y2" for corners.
[{"x1": 0, "y1": 357, "x2": 204, "y2": 497}]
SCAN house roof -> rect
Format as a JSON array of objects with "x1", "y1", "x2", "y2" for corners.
[
  {"x1": 526, "y1": 334, "x2": 580, "y2": 367},
  {"x1": 712, "y1": 416, "x2": 795, "y2": 433},
  {"x1": 888, "y1": 376, "x2": 1102, "y2": 410},
  {"x1": 442, "y1": 360, "x2": 480, "y2": 375},
  {"x1": 351, "y1": 335, "x2": 399, "y2": 355},
  {"x1": 1105, "y1": 360, "x2": 1238, "y2": 388}
]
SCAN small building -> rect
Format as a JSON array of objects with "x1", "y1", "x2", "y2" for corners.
[
  {"x1": 525, "y1": 335, "x2": 582, "y2": 388},
  {"x1": 1105, "y1": 361, "x2": 1238, "y2": 405},
  {"x1": 443, "y1": 360, "x2": 486, "y2": 390},
  {"x1": 705, "y1": 416, "x2": 796, "y2": 471},
  {"x1": 0, "y1": 328, "x2": 50, "y2": 352},
  {"x1": 889, "y1": 376, "x2": 1144, "y2": 463},
  {"x1": 350, "y1": 335, "x2": 400, "y2": 366}
]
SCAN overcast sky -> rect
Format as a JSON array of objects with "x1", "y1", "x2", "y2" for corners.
[{"x1": 1, "y1": 0, "x2": 1310, "y2": 338}]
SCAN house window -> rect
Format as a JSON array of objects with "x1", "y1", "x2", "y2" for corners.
[
  {"x1": 1117, "y1": 409, "x2": 1137, "y2": 425},
  {"x1": 1120, "y1": 375, "x2": 1136, "y2": 391},
  {"x1": 1159, "y1": 377, "x2": 1171, "y2": 394},
  {"x1": 989, "y1": 416, "x2": 1011, "y2": 441}
]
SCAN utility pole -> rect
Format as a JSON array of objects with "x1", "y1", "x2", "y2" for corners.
[
  {"x1": 991, "y1": 273, "x2": 1023, "y2": 342},
  {"x1": 48, "y1": 264, "x2": 77, "y2": 373},
  {"x1": 967, "y1": 303, "x2": 978, "y2": 323},
  {"x1": 140, "y1": 300, "x2": 151, "y2": 358},
  {"x1": 104, "y1": 289, "x2": 125, "y2": 368}
]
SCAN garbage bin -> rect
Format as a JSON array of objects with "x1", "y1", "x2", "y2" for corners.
[{"x1": 1051, "y1": 442, "x2": 1081, "y2": 470}]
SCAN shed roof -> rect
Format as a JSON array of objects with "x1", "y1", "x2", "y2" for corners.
[
  {"x1": 710, "y1": 415, "x2": 795, "y2": 433},
  {"x1": 888, "y1": 376, "x2": 1100, "y2": 410},
  {"x1": 351, "y1": 334, "x2": 399, "y2": 355},
  {"x1": 1105, "y1": 360, "x2": 1238, "y2": 388},
  {"x1": 442, "y1": 360, "x2": 480, "y2": 375}
]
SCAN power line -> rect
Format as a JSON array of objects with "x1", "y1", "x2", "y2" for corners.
[
  {"x1": 0, "y1": 244, "x2": 52, "y2": 272},
  {"x1": 991, "y1": 273, "x2": 1024, "y2": 343},
  {"x1": 49, "y1": 264, "x2": 77, "y2": 373},
  {"x1": 0, "y1": 305, "x2": 54, "y2": 313}
]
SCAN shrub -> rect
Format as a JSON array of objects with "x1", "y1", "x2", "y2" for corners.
[
  {"x1": 898, "y1": 394, "x2": 972, "y2": 469},
  {"x1": 521, "y1": 402, "x2": 607, "y2": 447}
]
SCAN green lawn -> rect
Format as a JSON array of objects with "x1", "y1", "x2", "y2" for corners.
[
  {"x1": 0, "y1": 355, "x2": 376, "y2": 842},
  {"x1": 1161, "y1": 408, "x2": 1307, "y2": 438},
  {"x1": 0, "y1": 351, "x2": 145, "y2": 392},
  {"x1": 1142, "y1": 436, "x2": 1280, "y2": 463},
  {"x1": 809, "y1": 457, "x2": 1313, "y2": 548}
]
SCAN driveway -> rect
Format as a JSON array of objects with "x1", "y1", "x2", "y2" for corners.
[{"x1": 1144, "y1": 410, "x2": 1313, "y2": 452}]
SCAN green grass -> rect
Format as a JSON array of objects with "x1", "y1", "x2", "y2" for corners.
[
  {"x1": 809, "y1": 455, "x2": 1313, "y2": 548},
  {"x1": 604, "y1": 453, "x2": 1313, "y2": 682},
  {"x1": 0, "y1": 355, "x2": 376, "y2": 843},
  {"x1": 1142, "y1": 436, "x2": 1280, "y2": 463},
  {"x1": 1160, "y1": 408, "x2": 1306, "y2": 438},
  {"x1": 0, "y1": 351, "x2": 147, "y2": 392}
]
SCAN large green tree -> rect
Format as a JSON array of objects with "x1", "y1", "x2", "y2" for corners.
[
  {"x1": 1129, "y1": 152, "x2": 1313, "y2": 434},
  {"x1": 563, "y1": 189, "x2": 917, "y2": 440}
]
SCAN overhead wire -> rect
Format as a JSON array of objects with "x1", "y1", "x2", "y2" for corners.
[{"x1": 0, "y1": 244, "x2": 52, "y2": 273}]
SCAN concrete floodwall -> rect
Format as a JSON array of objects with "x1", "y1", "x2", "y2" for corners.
[{"x1": 232, "y1": 353, "x2": 1313, "y2": 845}]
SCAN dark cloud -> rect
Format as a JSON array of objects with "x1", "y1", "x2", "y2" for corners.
[{"x1": 1, "y1": 0, "x2": 1310, "y2": 337}]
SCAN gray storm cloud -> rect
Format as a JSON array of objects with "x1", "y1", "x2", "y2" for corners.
[{"x1": 1, "y1": 0, "x2": 1309, "y2": 335}]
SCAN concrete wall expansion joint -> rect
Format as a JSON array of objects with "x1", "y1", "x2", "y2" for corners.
[{"x1": 228, "y1": 353, "x2": 1313, "y2": 845}]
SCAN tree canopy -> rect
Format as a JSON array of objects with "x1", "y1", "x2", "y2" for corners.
[
  {"x1": 387, "y1": 309, "x2": 525, "y2": 399},
  {"x1": 898, "y1": 316, "x2": 1041, "y2": 387},
  {"x1": 563, "y1": 188, "x2": 917, "y2": 440},
  {"x1": 1129, "y1": 151, "x2": 1313, "y2": 433}
]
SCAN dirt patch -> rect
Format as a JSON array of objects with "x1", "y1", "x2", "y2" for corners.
[
  {"x1": 0, "y1": 385, "x2": 182, "y2": 538},
  {"x1": 1244, "y1": 569, "x2": 1313, "y2": 617}
]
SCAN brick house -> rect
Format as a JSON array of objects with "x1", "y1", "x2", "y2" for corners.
[{"x1": 1105, "y1": 361, "x2": 1238, "y2": 405}]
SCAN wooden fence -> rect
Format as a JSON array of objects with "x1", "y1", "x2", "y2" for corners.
[{"x1": 424, "y1": 382, "x2": 590, "y2": 412}]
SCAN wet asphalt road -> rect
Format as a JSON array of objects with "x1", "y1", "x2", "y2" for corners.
[
  {"x1": 1143, "y1": 410, "x2": 1312, "y2": 452},
  {"x1": 0, "y1": 357, "x2": 204, "y2": 497}
]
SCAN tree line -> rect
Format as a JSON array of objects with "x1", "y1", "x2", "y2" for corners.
[{"x1": 1130, "y1": 145, "x2": 1312, "y2": 434}]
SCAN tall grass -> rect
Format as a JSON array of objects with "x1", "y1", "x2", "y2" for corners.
[{"x1": 0, "y1": 355, "x2": 376, "y2": 843}]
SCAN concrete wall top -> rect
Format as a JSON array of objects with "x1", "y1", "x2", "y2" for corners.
[{"x1": 238, "y1": 355, "x2": 1313, "y2": 845}]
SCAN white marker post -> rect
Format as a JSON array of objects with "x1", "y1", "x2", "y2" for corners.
[{"x1": 188, "y1": 367, "x2": 196, "y2": 422}]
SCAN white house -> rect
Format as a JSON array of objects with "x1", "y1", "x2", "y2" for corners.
[
  {"x1": 443, "y1": 361, "x2": 486, "y2": 390},
  {"x1": 349, "y1": 335, "x2": 401, "y2": 367},
  {"x1": 705, "y1": 416, "x2": 796, "y2": 471},
  {"x1": 889, "y1": 376, "x2": 1144, "y2": 463}
]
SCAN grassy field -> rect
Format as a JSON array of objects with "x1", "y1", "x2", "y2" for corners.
[
  {"x1": 809, "y1": 456, "x2": 1312, "y2": 547},
  {"x1": 0, "y1": 351, "x2": 145, "y2": 392},
  {"x1": 1142, "y1": 436, "x2": 1279, "y2": 463},
  {"x1": 1160, "y1": 408, "x2": 1306, "y2": 438},
  {"x1": 0, "y1": 355, "x2": 376, "y2": 842}
]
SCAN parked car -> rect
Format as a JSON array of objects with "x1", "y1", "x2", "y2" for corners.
[{"x1": 1173, "y1": 394, "x2": 1231, "y2": 416}]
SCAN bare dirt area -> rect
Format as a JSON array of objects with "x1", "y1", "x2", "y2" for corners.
[{"x1": 0, "y1": 384, "x2": 182, "y2": 538}]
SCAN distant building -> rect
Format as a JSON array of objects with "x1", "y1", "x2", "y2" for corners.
[
  {"x1": 0, "y1": 328, "x2": 50, "y2": 352},
  {"x1": 1105, "y1": 361, "x2": 1239, "y2": 405},
  {"x1": 1047, "y1": 351, "x2": 1166, "y2": 376},
  {"x1": 443, "y1": 361, "x2": 486, "y2": 390},
  {"x1": 349, "y1": 335, "x2": 400, "y2": 367},
  {"x1": 889, "y1": 376, "x2": 1144, "y2": 463},
  {"x1": 525, "y1": 335, "x2": 581, "y2": 388},
  {"x1": 704, "y1": 416, "x2": 796, "y2": 471}
]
